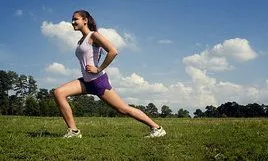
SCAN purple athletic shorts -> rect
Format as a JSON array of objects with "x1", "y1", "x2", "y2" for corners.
[{"x1": 78, "y1": 73, "x2": 112, "y2": 97}]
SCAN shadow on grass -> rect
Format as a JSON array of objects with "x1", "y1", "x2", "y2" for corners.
[{"x1": 27, "y1": 129, "x2": 62, "y2": 138}]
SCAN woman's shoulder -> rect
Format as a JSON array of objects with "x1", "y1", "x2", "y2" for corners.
[
  {"x1": 91, "y1": 31, "x2": 102, "y2": 39},
  {"x1": 90, "y1": 31, "x2": 101, "y2": 47}
]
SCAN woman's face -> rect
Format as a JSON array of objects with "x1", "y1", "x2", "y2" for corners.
[{"x1": 72, "y1": 13, "x2": 87, "y2": 31}]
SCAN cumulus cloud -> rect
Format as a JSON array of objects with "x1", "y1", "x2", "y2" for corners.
[
  {"x1": 41, "y1": 21, "x2": 137, "y2": 51},
  {"x1": 178, "y1": 38, "x2": 264, "y2": 111},
  {"x1": 45, "y1": 62, "x2": 80, "y2": 77},
  {"x1": 98, "y1": 28, "x2": 126, "y2": 49},
  {"x1": 41, "y1": 62, "x2": 81, "y2": 88},
  {"x1": 211, "y1": 38, "x2": 257, "y2": 62},
  {"x1": 183, "y1": 52, "x2": 233, "y2": 72},
  {"x1": 105, "y1": 38, "x2": 265, "y2": 113},
  {"x1": 41, "y1": 21, "x2": 81, "y2": 51},
  {"x1": 106, "y1": 67, "x2": 168, "y2": 97},
  {"x1": 183, "y1": 38, "x2": 257, "y2": 72}
]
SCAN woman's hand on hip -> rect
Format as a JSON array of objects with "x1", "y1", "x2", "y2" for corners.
[{"x1": 85, "y1": 65, "x2": 99, "y2": 74}]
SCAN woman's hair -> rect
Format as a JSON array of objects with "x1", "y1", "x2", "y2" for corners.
[{"x1": 74, "y1": 10, "x2": 97, "y2": 31}]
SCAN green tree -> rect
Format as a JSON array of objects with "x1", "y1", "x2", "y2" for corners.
[
  {"x1": 38, "y1": 89, "x2": 59, "y2": 116},
  {"x1": 245, "y1": 103, "x2": 266, "y2": 117},
  {"x1": 95, "y1": 99, "x2": 118, "y2": 117},
  {"x1": 24, "y1": 96, "x2": 39, "y2": 116},
  {"x1": 14, "y1": 74, "x2": 28, "y2": 98},
  {"x1": 27, "y1": 76, "x2": 37, "y2": 97},
  {"x1": 160, "y1": 105, "x2": 172, "y2": 117},
  {"x1": 146, "y1": 103, "x2": 159, "y2": 117},
  {"x1": 70, "y1": 95, "x2": 97, "y2": 116},
  {"x1": 193, "y1": 109, "x2": 204, "y2": 118},
  {"x1": 0, "y1": 70, "x2": 19, "y2": 115},
  {"x1": 177, "y1": 108, "x2": 190, "y2": 118},
  {"x1": 204, "y1": 105, "x2": 219, "y2": 117},
  {"x1": 8, "y1": 95, "x2": 22, "y2": 115}
]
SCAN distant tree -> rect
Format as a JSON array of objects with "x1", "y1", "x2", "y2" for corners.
[
  {"x1": 0, "y1": 70, "x2": 22, "y2": 115},
  {"x1": 14, "y1": 74, "x2": 28, "y2": 98},
  {"x1": 193, "y1": 109, "x2": 204, "y2": 118},
  {"x1": 70, "y1": 95, "x2": 97, "y2": 116},
  {"x1": 8, "y1": 95, "x2": 22, "y2": 115},
  {"x1": 145, "y1": 103, "x2": 159, "y2": 117},
  {"x1": 37, "y1": 88, "x2": 50, "y2": 100},
  {"x1": 24, "y1": 96, "x2": 39, "y2": 116},
  {"x1": 160, "y1": 105, "x2": 172, "y2": 117},
  {"x1": 132, "y1": 104, "x2": 146, "y2": 112},
  {"x1": 27, "y1": 76, "x2": 37, "y2": 97},
  {"x1": 177, "y1": 108, "x2": 190, "y2": 118},
  {"x1": 0, "y1": 70, "x2": 14, "y2": 95},
  {"x1": 204, "y1": 105, "x2": 219, "y2": 117},
  {"x1": 217, "y1": 102, "x2": 243, "y2": 117},
  {"x1": 0, "y1": 70, "x2": 12, "y2": 114},
  {"x1": 38, "y1": 89, "x2": 58, "y2": 116},
  {"x1": 245, "y1": 103, "x2": 266, "y2": 117},
  {"x1": 0, "y1": 93, "x2": 9, "y2": 115},
  {"x1": 94, "y1": 99, "x2": 118, "y2": 117}
]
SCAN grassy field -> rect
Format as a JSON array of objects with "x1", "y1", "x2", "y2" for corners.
[{"x1": 0, "y1": 116, "x2": 267, "y2": 161}]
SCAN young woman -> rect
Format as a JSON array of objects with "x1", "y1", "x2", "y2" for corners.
[{"x1": 54, "y1": 10, "x2": 166, "y2": 138}]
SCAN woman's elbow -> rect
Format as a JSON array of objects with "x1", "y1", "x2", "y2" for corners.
[{"x1": 111, "y1": 48, "x2": 118, "y2": 56}]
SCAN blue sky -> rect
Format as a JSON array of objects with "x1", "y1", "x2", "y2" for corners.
[{"x1": 1, "y1": 0, "x2": 268, "y2": 113}]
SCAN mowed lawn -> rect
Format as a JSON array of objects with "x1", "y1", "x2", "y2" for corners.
[{"x1": 0, "y1": 116, "x2": 267, "y2": 161}]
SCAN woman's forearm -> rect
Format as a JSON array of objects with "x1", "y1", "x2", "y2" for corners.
[{"x1": 98, "y1": 51, "x2": 118, "y2": 73}]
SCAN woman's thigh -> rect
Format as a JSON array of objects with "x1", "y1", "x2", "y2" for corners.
[
  {"x1": 55, "y1": 79, "x2": 86, "y2": 97},
  {"x1": 99, "y1": 89, "x2": 127, "y2": 109}
]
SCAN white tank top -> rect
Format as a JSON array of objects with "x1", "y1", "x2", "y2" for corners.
[{"x1": 75, "y1": 32, "x2": 105, "y2": 82}]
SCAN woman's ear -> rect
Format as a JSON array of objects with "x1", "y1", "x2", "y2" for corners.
[{"x1": 84, "y1": 18, "x2": 88, "y2": 25}]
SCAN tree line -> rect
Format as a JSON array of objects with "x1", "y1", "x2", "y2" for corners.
[
  {"x1": 0, "y1": 70, "x2": 189, "y2": 117},
  {"x1": 194, "y1": 102, "x2": 268, "y2": 118},
  {"x1": 1, "y1": 70, "x2": 267, "y2": 118}
]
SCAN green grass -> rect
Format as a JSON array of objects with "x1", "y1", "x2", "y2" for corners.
[{"x1": 0, "y1": 116, "x2": 267, "y2": 161}]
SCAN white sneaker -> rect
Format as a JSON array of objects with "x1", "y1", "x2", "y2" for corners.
[
  {"x1": 146, "y1": 126, "x2": 166, "y2": 138},
  {"x1": 63, "y1": 128, "x2": 82, "y2": 138}
]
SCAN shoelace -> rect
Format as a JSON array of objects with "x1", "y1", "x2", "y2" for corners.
[{"x1": 149, "y1": 128, "x2": 158, "y2": 135}]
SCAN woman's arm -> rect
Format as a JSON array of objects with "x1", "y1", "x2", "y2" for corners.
[{"x1": 85, "y1": 32, "x2": 118, "y2": 74}]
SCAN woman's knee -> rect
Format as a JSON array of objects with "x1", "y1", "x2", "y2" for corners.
[{"x1": 53, "y1": 87, "x2": 66, "y2": 99}]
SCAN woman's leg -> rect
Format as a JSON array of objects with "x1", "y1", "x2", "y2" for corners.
[
  {"x1": 54, "y1": 79, "x2": 85, "y2": 130},
  {"x1": 99, "y1": 89, "x2": 160, "y2": 129}
]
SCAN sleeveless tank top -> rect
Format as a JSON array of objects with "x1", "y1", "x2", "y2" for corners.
[{"x1": 75, "y1": 32, "x2": 105, "y2": 82}]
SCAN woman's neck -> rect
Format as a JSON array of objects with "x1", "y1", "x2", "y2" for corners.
[{"x1": 81, "y1": 27, "x2": 91, "y2": 37}]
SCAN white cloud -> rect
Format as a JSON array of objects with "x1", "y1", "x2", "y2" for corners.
[
  {"x1": 183, "y1": 38, "x2": 257, "y2": 72},
  {"x1": 123, "y1": 33, "x2": 140, "y2": 51},
  {"x1": 185, "y1": 66, "x2": 216, "y2": 86},
  {"x1": 107, "y1": 68, "x2": 168, "y2": 96},
  {"x1": 183, "y1": 52, "x2": 233, "y2": 72},
  {"x1": 211, "y1": 38, "x2": 257, "y2": 62},
  {"x1": 44, "y1": 77, "x2": 58, "y2": 83},
  {"x1": 178, "y1": 38, "x2": 264, "y2": 110},
  {"x1": 14, "y1": 10, "x2": 23, "y2": 16},
  {"x1": 41, "y1": 21, "x2": 138, "y2": 52},
  {"x1": 98, "y1": 28, "x2": 126, "y2": 49},
  {"x1": 45, "y1": 62, "x2": 80, "y2": 77},
  {"x1": 41, "y1": 21, "x2": 81, "y2": 51},
  {"x1": 158, "y1": 39, "x2": 173, "y2": 44},
  {"x1": 103, "y1": 38, "x2": 266, "y2": 113}
]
